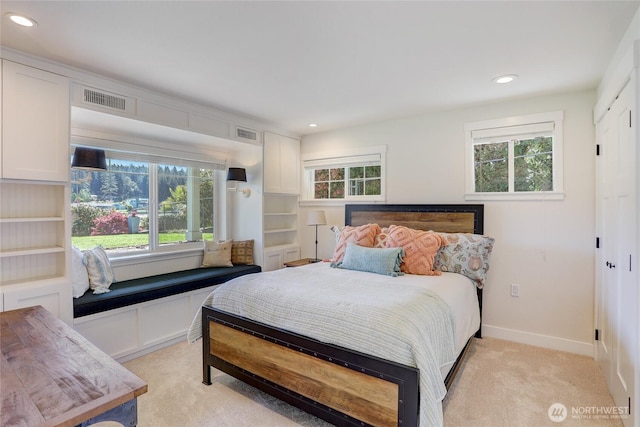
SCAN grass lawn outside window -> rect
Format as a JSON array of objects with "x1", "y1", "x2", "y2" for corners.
[{"x1": 73, "y1": 233, "x2": 214, "y2": 251}]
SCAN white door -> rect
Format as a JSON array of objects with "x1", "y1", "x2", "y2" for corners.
[
  {"x1": 610, "y1": 81, "x2": 636, "y2": 426},
  {"x1": 595, "y1": 109, "x2": 614, "y2": 381},
  {"x1": 597, "y1": 80, "x2": 637, "y2": 427}
]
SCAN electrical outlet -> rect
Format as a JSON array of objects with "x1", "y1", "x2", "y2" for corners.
[{"x1": 511, "y1": 284, "x2": 520, "y2": 297}]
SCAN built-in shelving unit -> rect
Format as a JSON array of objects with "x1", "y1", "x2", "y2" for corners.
[
  {"x1": 263, "y1": 194, "x2": 300, "y2": 271},
  {"x1": 0, "y1": 58, "x2": 73, "y2": 321},
  {"x1": 262, "y1": 132, "x2": 301, "y2": 271},
  {"x1": 263, "y1": 194, "x2": 298, "y2": 248},
  {"x1": 0, "y1": 182, "x2": 69, "y2": 286}
]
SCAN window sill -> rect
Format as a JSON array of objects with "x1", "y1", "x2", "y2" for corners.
[
  {"x1": 109, "y1": 246, "x2": 203, "y2": 267},
  {"x1": 299, "y1": 199, "x2": 386, "y2": 207},
  {"x1": 464, "y1": 191, "x2": 565, "y2": 201}
]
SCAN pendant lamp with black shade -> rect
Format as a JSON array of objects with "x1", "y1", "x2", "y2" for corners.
[{"x1": 71, "y1": 147, "x2": 107, "y2": 171}]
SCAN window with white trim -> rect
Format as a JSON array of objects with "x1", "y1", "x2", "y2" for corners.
[
  {"x1": 70, "y1": 146, "x2": 223, "y2": 255},
  {"x1": 302, "y1": 146, "x2": 386, "y2": 202},
  {"x1": 464, "y1": 111, "x2": 564, "y2": 200}
]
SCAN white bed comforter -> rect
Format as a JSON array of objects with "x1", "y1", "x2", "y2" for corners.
[{"x1": 188, "y1": 263, "x2": 473, "y2": 427}]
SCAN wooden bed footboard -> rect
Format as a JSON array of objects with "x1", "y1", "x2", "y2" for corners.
[{"x1": 202, "y1": 306, "x2": 419, "y2": 427}]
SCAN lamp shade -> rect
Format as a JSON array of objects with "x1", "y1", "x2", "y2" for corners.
[
  {"x1": 226, "y1": 167, "x2": 247, "y2": 182},
  {"x1": 306, "y1": 210, "x2": 327, "y2": 226},
  {"x1": 71, "y1": 147, "x2": 107, "y2": 171}
]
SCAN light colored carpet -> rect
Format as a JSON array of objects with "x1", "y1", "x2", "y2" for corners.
[{"x1": 98, "y1": 337, "x2": 621, "y2": 427}]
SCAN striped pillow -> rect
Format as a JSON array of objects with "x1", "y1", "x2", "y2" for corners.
[{"x1": 83, "y1": 246, "x2": 115, "y2": 294}]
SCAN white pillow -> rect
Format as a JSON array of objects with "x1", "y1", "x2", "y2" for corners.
[
  {"x1": 71, "y1": 247, "x2": 90, "y2": 298},
  {"x1": 83, "y1": 246, "x2": 115, "y2": 294},
  {"x1": 202, "y1": 240, "x2": 233, "y2": 267}
]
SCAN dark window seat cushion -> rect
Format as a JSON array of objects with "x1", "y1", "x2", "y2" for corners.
[{"x1": 73, "y1": 265, "x2": 261, "y2": 318}]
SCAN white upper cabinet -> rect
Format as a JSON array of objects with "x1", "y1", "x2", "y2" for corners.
[
  {"x1": 2, "y1": 60, "x2": 70, "y2": 182},
  {"x1": 264, "y1": 132, "x2": 300, "y2": 194}
]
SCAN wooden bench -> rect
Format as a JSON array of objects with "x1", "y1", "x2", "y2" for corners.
[{"x1": 73, "y1": 265, "x2": 262, "y2": 318}]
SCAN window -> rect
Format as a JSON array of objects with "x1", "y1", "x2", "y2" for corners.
[
  {"x1": 464, "y1": 111, "x2": 564, "y2": 200},
  {"x1": 71, "y1": 149, "x2": 219, "y2": 254},
  {"x1": 302, "y1": 146, "x2": 386, "y2": 202}
]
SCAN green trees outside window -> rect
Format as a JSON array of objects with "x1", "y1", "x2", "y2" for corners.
[
  {"x1": 312, "y1": 165, "x2": 382, "y2": 199},
  {"x1": 473, "y1": 136, "x2": 553, "y2": 193},
  {"x1": 71, "y1": 158, "x2": 215, "y2": 252}
]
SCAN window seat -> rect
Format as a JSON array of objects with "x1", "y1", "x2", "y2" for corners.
[{"x1": 73, "y1": 265, "x2": 261, "y2": 318}]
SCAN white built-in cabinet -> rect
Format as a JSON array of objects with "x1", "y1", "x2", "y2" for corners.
[
  {"x1": 0, "y1": 60, "x2": 72, "y2": 323},
  {"x1": 594, "y1": 70, "x2": 638, "y2": 426},
  {"x1": 263, "y1": 132, "x2": 301, "y2": 270},
  {"x1": 2, "y1": 60, "x2": 70, "y2": 182},
  {"x1": 74, "y1": 284, "x2": 218, "y2": 362},
  {"x1": 264, "y1": 132, "x2": 300, "y2": 194}
]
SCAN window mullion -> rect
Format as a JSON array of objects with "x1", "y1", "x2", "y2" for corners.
[
  {"x1": 186, "y1": 168, "x2": 202, "y2": 241},
  {"x1": 148, "y1": 164, "x2": 159, "y2": 250},
  {"x1": 508, "y1": 140, "x2": 515, "y2": 193},
  {"x1": 345, "y1": 166, "x2": 350, "y2": 198}
]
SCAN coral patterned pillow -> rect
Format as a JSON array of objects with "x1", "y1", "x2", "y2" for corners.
[
  {"x1": 330, "y1": 223, "x2": 381, "y2": 264},
  {"x1": 385, "y1": 225, "x2": 445, "y2": 275},
  {"x1": 373, "y1": 228, "x2": 389, "y2": 248}
]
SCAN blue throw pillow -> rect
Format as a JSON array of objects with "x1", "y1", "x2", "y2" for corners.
[{"x1": 333, "y1": 243, "x2": 404, "y2": 277}]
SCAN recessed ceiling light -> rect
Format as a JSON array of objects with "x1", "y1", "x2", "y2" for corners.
[
  {"x1": 493, "y1": 74, "x2": 518, "y2": 84},
  {"x1": 7, "y1": 13, "x2": 37, "y2": 27},
  {"x1": 308, "y1": 123, "x2": 318, "y2": 128}
]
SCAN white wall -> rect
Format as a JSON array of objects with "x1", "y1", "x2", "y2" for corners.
[
  {"x1": 300, "y1": 89, "x2": 596, "y2": 355},
  {"x1": 226, "y1": 143, "x2": 264, "y2": 265}
]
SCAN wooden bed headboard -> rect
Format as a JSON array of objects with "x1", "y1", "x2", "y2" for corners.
[{"x1": 345, "y1": 204, "x2": 484, "y2": 234}]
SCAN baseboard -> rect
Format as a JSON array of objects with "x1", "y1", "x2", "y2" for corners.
[
  {"x1": 482, "y1": 324, "x2": 593, "y2": 357},
  {"x1": 115, "y1": 334, "x2": 187, "y2": 363}
]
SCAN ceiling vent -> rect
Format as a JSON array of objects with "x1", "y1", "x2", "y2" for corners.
[
  {"x1": 236, "y1": 127, "x2": 257, "y2": 140},
  {"x1": 72, "y1": 84, "x2": 136, "y2": 115},
  {"x1": 84, "y1": 88, "x2": 126, "y2": 111}
]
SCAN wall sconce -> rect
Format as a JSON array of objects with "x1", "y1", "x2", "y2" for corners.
[
  {"x1": 71, "y1": 147, "x2": 107, "y2": 171},
  {"x1": 226, "y1": 167, "x2": 251, "y2": 197}
]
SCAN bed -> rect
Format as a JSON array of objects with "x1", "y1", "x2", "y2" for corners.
[{"x1": 189, "y1": 204, "x2": 492, "y2": 427}]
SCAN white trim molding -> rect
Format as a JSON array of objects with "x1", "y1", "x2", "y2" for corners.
[{"x1": 482, "y1": 324, "x2": 593, "y2": 357}]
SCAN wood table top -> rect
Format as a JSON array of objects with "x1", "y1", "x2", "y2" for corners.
[
  {"x1": 1, "y1": 305, "x2": 147, "y2": 427},
  {"x1": 283, "y1": 258, "x2": 317, "y2": 267}
]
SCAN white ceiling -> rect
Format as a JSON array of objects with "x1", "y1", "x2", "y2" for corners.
[{"x1": 1, "y1": 1, "x2": 639, "y2": 136}]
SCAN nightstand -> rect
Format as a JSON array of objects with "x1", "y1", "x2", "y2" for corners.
[{"x1": 283, "y1": 258, "x2": 317, "y2": 267}]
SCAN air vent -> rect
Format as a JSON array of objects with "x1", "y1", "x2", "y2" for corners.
[
  {"x1": 236, "y1": 127, "x2": 257, "y2": 141},
  {"x1": 83, "y1": 88, "x2": 127, "y2": 111},
  {"x1": 72, "y1": 84, "x2": 135, "y2": 114}
]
